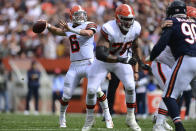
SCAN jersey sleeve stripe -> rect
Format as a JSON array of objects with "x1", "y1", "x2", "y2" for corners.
[
  {"x1": 165, "y1": 56, "x2": 184, "y2": 98},
  {"x1": 86, "y1": 23, "x2": 97, "y2": 29},
  {"x1": 101, "y1": 28, "x2": 109, "y2": 41}
]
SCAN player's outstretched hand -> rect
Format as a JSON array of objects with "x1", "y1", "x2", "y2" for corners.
[{"x1": 59, "y1": 19, "x2": 69, "y2": 32}]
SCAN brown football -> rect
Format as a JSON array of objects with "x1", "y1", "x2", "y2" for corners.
[{"x1": 32, "y1": 20, "x2": 46, "y2": 33}]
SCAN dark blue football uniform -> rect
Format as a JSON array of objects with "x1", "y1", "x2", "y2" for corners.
[
  {"x1": 150, "y1": 17, "x2": 196, "y2": 61},
  {"x1": 150, "y1": 17, "x2": 196, "y2": 125}
]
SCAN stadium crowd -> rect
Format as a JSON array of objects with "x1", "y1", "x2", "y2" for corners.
[{"x1": 0, "y1": 0, "x2": 195, "y2": 59}]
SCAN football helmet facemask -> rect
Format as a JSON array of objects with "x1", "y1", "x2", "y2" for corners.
[
  {"x1": 115, "y1": 4, "x2": 135, "y2": 32},
  {"x1": 70, "y1": 5, "x2": 87, "y2": 24}
]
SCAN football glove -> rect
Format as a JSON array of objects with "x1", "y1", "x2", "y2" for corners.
[
  {"x1": 138, "y1": 60, "x2": 151, "y2": 71},
  {"x1": 117, "y1": 57, "x2": 137, "y2": 65}
]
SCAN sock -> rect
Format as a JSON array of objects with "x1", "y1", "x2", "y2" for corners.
[
  {"x1": 127, "y1": 103, "x2": 136, "y2": 112},
  {"x1": 59, "y1": 99, "x2": 68, "y2": 122},
  {"x1": 125, "y1": 89, "x2": 136, "y2": 113},
  {"x1": 85, "y1": 107, "x2": 95, "y2": 123},
  {"x1": 156, "y1": 100, "x2": 168, "y2": 125},
  {"x1": 163, "y1": 97, "x2": 180, "y2": 121},
  {"x1": 97, "y1": 93, "x2": 112, "y2": 120}
]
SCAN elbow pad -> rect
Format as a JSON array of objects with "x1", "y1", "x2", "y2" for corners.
[{"x1": 96, "y1": 46, "x2": 109, "y2": 61}]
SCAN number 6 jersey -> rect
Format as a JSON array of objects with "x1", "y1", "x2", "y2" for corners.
[
  {"x1": 65, "y1": 21, "x2": 97, "y2": 62},
  {"x1": 101, "y1": 20, "x2": 141, "y2": 58}
]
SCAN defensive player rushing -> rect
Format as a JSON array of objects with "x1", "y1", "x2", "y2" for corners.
[
  {"x1": 151, "y1": 5, "x2": 196, "y2": 131},
  {"x1": 150, "y1": 1, "x2": 196, "y2": 131},
  {"x1": 42, "y1": 5, "x2": 113, "y2": 128},
  {"x1": 82, "y1": 4, "x2": 141, "y2": 131}
]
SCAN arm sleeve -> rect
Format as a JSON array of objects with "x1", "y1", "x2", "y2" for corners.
[
  {"x1": 85, "y1": 22, "x2": 97, "y2": 34},
  {"x1": 150, "y1": 28, "x2": 173, "y2": 61}
]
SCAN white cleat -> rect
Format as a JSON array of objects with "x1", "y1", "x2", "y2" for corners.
[
  {"x1": 59, "y1": 112, "x2": 66, "y2": 128},
  {"x1": 82, "y1": 115, "x2": 95, "y2": 131},
  {"x1": 105, "y1": 119, "x2": 114, "y2": 128},
  {"x1": 126, "y1": 114, "x2": 141, "y2": 131},
  {"x1": 163, "y1": 120, "x2": 173, "y2": 131},
  {"x1": 153, "y1": 124, "x2": 168, "y2": 131},
  {"x1": 60, "y1": 122, "x2": 67, "y2": 128},
  {"x1": 24, "y1": 110, "x2": 29, "y2": 115}
]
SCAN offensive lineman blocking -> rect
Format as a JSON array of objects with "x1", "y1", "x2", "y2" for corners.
[
  {"x1": 42, "y1": 5, "x2": 113, "y2": 129},
  {"x1": 82, "y1": 4, "x2": 141, "y2": 131}
]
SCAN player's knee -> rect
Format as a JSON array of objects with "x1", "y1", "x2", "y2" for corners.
[
  {"x1": 125, "y1": 89, "x2": 135, "y2": 95},
  {"x1": 124, "y1": 83, "x2": 135, "y2": 91},
  {"x1": 63, "y1": 88, "x2": 72, "y2": 100},
  {"x1": 62, "y1": 97, "x2": 69, "y2": 102},
  {"x1": 87, "y1": 87, "x2": 96, "y2": 95}
]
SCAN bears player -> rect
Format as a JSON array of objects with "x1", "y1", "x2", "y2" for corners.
[
  {"x1": 150, "y1": 1, "x2": 196, "y2": 131},
  {"x1": 42, "y1": 5, "x2": 112, "y2": 128},
  {"x1": 82, "y1": 4, "x2": 141, "y2": 131},
  {"x1": 151, "y1": 5, "x2": 196, "y2": 131}
]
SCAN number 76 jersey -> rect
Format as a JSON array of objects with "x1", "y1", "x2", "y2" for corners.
[
  {"x1": 65, "y1": 21, "x2": 97, "y2": 62},
  {"x1": 101, "y1": 20, "x2": 141, "y2": 58}
]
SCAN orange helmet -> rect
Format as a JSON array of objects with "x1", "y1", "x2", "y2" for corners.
[
  {"x1": 70, "y1": 5, "x2": 87, "y2": 24},
  {"x1": 187, "y1": 6, "x2": 196, "y2": 18},
  {"x1": 115, "y1": 4, "x2": 135, "y2": 31}
]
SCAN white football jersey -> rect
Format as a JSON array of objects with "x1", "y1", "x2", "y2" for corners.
[
  {"x1": 155, "y1": 46, "x2": 175, "y2": 68},
  {"x1": 65, "y1": 21, "x2": 97, "y2": 62},
  {"x1": 101, "y1": 20, "x2": 141, "y2": 58}
]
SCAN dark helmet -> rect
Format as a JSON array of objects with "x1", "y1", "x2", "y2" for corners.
[{"x1": 166, "y1": 0, "x2": 186, "y2": 17}]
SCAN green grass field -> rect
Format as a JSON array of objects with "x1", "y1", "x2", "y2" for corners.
[{"x1": 0, "y1": 113, "x2": 196, "y2": 131}]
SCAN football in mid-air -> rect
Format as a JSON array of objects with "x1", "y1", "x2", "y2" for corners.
[{"x1": 32, "y1": 20, "x2": 47, "y2": 33}]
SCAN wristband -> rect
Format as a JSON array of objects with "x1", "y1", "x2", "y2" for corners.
[
  {"x1": 69, "y1": 26, "x2": 81, "y2": 34},
  {"x1": 47, "y1": 23, "x2": 51, "y2": 29},
  {"x1": 134, "y1": 72, "x2": 139, "y2": 73}
]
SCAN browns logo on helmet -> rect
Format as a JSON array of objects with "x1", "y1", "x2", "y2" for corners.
[
  {"x1": 70, "y1": 5, "x2": 87, "y2": 25},
  {"x1": 115, "y1": 4, "x2": 135, "y2": 32}
]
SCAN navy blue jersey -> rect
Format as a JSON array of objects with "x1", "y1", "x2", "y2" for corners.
[{"x1": 150, "y1": 17, "x2": 196, "y2": 61}]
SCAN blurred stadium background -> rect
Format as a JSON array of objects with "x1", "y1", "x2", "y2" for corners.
[{"x1": 0, "y1": 0, "x2": 196, "y2": 126}]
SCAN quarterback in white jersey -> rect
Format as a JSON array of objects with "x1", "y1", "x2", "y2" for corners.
[
  {"x1": 43, "y1": 5, "x2": 112, "y2": 129},
  {"x1": 82, "y1": 4, "x2": 141, "y2": 131}
]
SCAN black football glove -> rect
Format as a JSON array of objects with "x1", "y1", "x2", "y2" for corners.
[
  {"x1": 117, "y1": 57, "x2": 137, "y2": 65},
  {"x1": 138, "y1": 60, "x2": 151, "y2": 71}
]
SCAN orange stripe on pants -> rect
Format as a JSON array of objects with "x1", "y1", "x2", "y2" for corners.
[{"x1": 166, "y1": 56, "x2": 184, "y2": 98}]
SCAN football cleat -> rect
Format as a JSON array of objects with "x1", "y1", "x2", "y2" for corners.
[
  {"x1": 82, "y1": 114, "x2": 95, "y2": 131},
  {"x1": 60, "y1": 122, "x2": 67, "y2": 128},
  {"x1": 153, "y1": 124, "x2": 168, "y2": 131},
  {"x1": 163, "y1": 120, "x2": 173, "y2": 131},
  {"x1": 24, "y1": 110, "x2": 29, "y2": 115},
  {"x1": 126, "y1": 114, "x2": 141, "y2": 131},
  {"x1": 105, "y1": 119, "x2": 114, "y2": 128}
]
